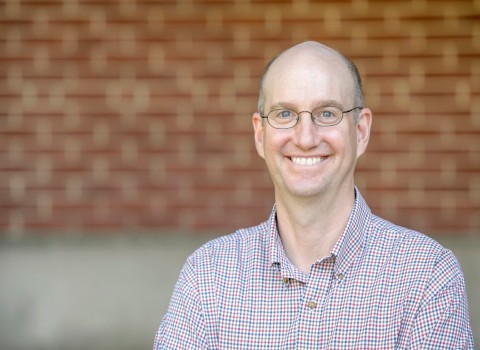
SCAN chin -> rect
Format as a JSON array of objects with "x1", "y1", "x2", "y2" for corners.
[{"x1": 284, "y1": 183, "x2": 328, "y2": 198}]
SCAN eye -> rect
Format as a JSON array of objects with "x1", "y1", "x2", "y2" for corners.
[
  {"x1": 311, "y1": 106, "x2": 342, "y2": 125},
  {"x1": 320, "y1": 110, "x2": 334, "y2": 118},
  {"x1": 275, "y1": 110, "x2": 295, "y2": 119},
  {"x1": 313, "y1": 107, "x2": 341, "y2": 120}
]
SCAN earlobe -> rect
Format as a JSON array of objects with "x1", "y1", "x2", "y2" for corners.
[{"x1": 252, "y1": 112, "x2": 266, "y2": 159}]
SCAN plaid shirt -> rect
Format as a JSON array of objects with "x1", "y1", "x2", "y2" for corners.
[{"x1": 154, "y1": 189, "x2": 474, "y2": 349}]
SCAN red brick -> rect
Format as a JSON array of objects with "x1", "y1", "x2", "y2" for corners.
[{"x1": 0, "y1": 0, "x2": 478, "y2": 235}]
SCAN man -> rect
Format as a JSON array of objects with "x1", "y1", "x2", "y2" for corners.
[{"x1": 154, "y1": 41, "x2": 474, "y2": 349}]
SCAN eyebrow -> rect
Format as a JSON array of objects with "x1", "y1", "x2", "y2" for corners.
[{"x1": 268, "y1": 99, "x2": 345, "y2": 111}]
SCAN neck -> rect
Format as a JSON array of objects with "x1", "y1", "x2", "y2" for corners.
[{"x1": 275, "y1": 186, "x2": 355, "y2": 275}]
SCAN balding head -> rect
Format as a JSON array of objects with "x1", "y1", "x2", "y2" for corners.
[{"x1": 257, "y1": 41, "x2": 363, "y2": 121}]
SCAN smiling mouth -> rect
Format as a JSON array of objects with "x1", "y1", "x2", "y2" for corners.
[{"x1": 290, "y1": 156, "x2": 328, "y2": 166}]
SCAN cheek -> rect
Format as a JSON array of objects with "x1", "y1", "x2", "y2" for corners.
[
  {"x1": 328, "y1": 128, "x2": 357, "y2": 155},
  {"x1": 264, "y1": 130, "x2": 290, "y2": 153}
]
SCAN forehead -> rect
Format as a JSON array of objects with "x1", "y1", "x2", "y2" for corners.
[{"x1": 263, "y1": 47, "x2": 353, "y2": 108}]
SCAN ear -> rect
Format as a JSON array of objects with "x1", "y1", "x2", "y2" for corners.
[
  {"x1": 355, "y1": 108, "x2": 372, "y2": 159},
  {"x1": 252, "y1": 112, "x2": 266, "y2": 159}
]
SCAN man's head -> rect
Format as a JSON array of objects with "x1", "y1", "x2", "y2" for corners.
[
  {"x1": 258, "y1": 41, "x2": 364, "y2": 123},
  {"x1": 252, "y1": 41, "x2": 372, "y2": 201}
]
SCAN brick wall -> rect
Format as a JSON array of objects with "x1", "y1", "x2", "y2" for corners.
[{"x1": 0, "y1": 0, "x2": 479, "y2": 236}]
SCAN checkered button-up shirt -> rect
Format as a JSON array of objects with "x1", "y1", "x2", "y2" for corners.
[{"x1": 154, "y1": 189, "x2": 474, "y2": 349}]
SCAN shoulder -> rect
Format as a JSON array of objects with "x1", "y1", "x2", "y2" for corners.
[
  {"x1": 184, "y1": 220, "x2": 269, "y2": 271},
  {"x1": 369, "y1": 214, "x2": 452, "y2": 255},
  {"x1": 367, "y1": 214, "x2": 463, "y2": 285}
]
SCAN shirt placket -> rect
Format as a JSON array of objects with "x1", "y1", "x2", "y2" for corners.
[{"x1": 297, "y1": 256, "x2": 336, "y2": 349}]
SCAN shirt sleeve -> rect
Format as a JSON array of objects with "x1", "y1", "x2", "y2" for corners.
[
  {"x1": 410, "y1": 250, "x2": 474, "y2": 349},
  {"x1": 153, "y1": 255, "x2": 209, "y2": 350}
]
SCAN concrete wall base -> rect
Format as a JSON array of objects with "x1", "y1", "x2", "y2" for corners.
[{"x1": 1, "y1": 234, "x2": 478, "y2": 349}]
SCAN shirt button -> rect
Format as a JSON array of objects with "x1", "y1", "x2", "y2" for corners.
[
  {"x1": 307, "y1": 300, "x2": 317, "y2": 309},
  {"x1": 337, "y1": 273, "x2": 345, "y2": 280}
]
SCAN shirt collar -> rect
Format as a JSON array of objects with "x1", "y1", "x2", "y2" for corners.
[
  {"x1": 266, "y1": 205, "x2": 307, "y2": 281},
  {"x1": 266, "y1": 187, "x2": 371, "y2": 279},
  {"x1": 267, "y1": 205, "x2": 284, "y2": 267},
  {"x1": 331, "y1": 187, "x2": 370, "y2": 276}
]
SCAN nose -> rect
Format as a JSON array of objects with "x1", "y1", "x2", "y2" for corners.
[{"x1": 293, "y1": 112, "x2": 320, "y2": 150}]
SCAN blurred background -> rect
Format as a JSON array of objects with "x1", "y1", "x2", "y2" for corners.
[{"x1": 0, "y1": 0, "x2": 479, "y2": 349}]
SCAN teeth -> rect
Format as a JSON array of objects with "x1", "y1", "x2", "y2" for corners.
[{"x1": 291, "y1": 157, "x2": 325, "y2": 166}]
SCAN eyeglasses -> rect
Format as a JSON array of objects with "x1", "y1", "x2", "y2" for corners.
[{"x1": 260, "y1": 106, "x2": 363, "y2": 129}]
